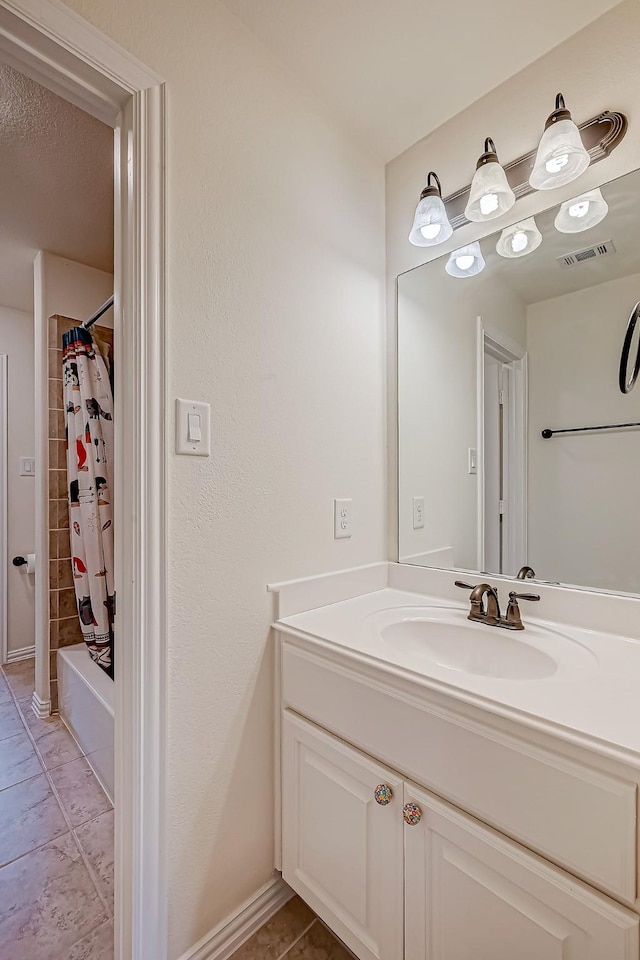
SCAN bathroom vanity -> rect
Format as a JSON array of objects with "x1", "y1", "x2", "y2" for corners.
[{"x1": 271, "y1": 565, "x2": 640, "y2": 959}]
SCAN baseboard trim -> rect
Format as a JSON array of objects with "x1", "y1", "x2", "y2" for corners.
[
  {"x1": 5, "y1": 644, "x2": 35, "y2": 663},
  {"x1": 31, "y1": 691, "x2": 51, "y2": 718},
  {"x1": 178, "y1": 875, "x2": 293, "y2": 960}
]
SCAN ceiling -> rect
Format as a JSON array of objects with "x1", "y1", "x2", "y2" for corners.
[
  {"x1": 220, "y1": 0, "x2": 621, "y2": 162},
  {"x1": 0, "y1": 63, "x2": 113, "y2": 314},
  {"x1": 483, "y1": 170, "x2": 640, "y2": 305}
]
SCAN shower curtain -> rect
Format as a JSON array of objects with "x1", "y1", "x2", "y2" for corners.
[{"x1": 62, "y1": 326, "x2": 115, "y2": 678}]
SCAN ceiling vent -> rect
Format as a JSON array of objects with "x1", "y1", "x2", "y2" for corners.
[{"x1": 558, "y1": 239, "x2": 616, "y2": 268}]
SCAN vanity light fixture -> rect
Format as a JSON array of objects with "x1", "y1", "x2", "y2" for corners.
[
  {"x1": 529, "y1": 93, "x2": 591, "y2": 190},
  {"x1": 408, "y1": 171, "x2": 453, "y2": 247},
  {"x1": 445, "y1": 241, "x2": 485, "y2": 278},
  {"x1": 554, "y1": 187, "x2": 609, "y2": 233},
  {"x1": 464, "y1": 138, "x2": 516, "y2": 222},
  {"x1": 496, "y1": 217, "x2": 542, "y2": 259}
]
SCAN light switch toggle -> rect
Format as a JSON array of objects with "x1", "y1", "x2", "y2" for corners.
[
  {"x1": 188, "y1": 413, "x2": 202, "y2": 443},
  {"x1": 176, "y1": 399, "x2": 211, "y2": 456}
]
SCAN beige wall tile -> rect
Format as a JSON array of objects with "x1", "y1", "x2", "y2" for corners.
[
  {"x1": 55, "y1": 530, "x2": 71, "y2": 561},
  {"x1": 58, "y1": 617, "x2": 83, "y2": 648},
  {"x1": 57, "y1": 499, "x2": 69, "y2": 530},
  {"x1": 50, "y1": 470, "x2": 67, "y2": 500},
  {"x1": 58, "y1": 589, "x2": 77, "y2": 619},
  {"x1": 49, "y1": 348, "x2": 62, "y2": 380},
  {"x1": 50, "y1": 560, "x2": 73, "y2": 590}
]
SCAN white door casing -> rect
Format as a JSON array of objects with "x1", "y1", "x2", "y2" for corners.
[
  {"x1": 0, "y1": 3, "x2": 167, "y2": 959},
  {"x1": 477, "y1": 318, "x2": 528, "y2": 576}
]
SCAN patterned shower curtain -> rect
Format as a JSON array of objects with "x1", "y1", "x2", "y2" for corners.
[{"x1": 62, "y1": 327, "x2": 115, "y2": 678}]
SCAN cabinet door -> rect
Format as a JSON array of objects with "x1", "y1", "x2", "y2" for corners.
[
  {"x1": 282, "y1": 711, "x2": 403, "y2": 960},
  {"x1": 404, "y1": 783, "x2": 639, "y2": 960}
]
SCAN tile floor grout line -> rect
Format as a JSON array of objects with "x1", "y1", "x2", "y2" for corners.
[
  {"x1": 275, "y1": 918, "x2": 318, "y2": 960},
  {"x1": 1, "y1": 662, "x2": 114, "y2": 920}
]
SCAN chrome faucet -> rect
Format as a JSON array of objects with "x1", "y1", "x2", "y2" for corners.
[{"x1": 455, "y1": 581, "x2": 540, "y2": 630}]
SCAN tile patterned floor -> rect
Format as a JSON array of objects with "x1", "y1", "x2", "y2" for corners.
[
  {"x1": 229, "y1": 896, "x2": 355, "y2": 960},
  {"x1": 0, "y1": 659, "x2": 114, "y2": 959}
]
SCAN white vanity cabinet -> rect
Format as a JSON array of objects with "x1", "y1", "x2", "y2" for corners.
[
  {"x1": 278, "y1": 636, "x2": 640, "y2": 960},
  {"x1": 282, "y1": 711, "x2": 404, "y2": 960},
  {"x1": 404, "y1": 783, "x2": 638, "y2": 959}
]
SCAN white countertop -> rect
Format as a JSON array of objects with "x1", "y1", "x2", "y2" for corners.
[{"x1": 276, "y1": 587, "x2": 640, "y2": 762}]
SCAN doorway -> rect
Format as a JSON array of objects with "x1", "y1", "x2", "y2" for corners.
[
  {"x1": 477, "y1": 322, "x2": 527, "y2": 576},
  {"x1": 0, "y1": 2, "x2": 167, "y2": 958}
]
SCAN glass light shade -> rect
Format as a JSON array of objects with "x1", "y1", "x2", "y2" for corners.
[
  {"x1": 554, "y1": 188, "x2": 609, "y2": 233},
  {"x1": 496, "y1": 217, "x2": 542, "y2": 259},
  {"x1": 445, "y1": 241, "x2": 486, "y2": 278},
  {"x1": 409, "y1": 193, "x2": 453, "y2": 247},
  {"x1": 529, "y1": 118, "x2": 590, "y2": 190},
  {"x1": 465, "y1": 160, "x2": 516, "y2": 222}
]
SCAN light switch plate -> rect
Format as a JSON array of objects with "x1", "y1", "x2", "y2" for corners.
[
  {"x1": 176, "y1": 399, "x2": 210, "y2": 456},
  {"x1": 19, "y1": 457, "x2": 36, "y2": 477}
]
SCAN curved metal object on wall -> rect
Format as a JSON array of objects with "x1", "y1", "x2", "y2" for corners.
[{"x1": 619, "y1": 300, "x2": 640, "y2": 394}]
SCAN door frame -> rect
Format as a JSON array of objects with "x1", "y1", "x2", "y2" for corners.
[
  {"x1": 0, "y1": 3, "x2": 167, "y2": 958},
  {"x1": 0, "y1": 355, "x2": 7, "y2": 665},
  {"x1": 476, "y1": 318, "x2": 528, "y2": 574}
]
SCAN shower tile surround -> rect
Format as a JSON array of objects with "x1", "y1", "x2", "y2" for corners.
[
  {"x1": 48, "y1": 316, "x2": 113, "y2": 710},
  {"x1": 0, "y1": 658, "x2": 114, "y2": 957}
]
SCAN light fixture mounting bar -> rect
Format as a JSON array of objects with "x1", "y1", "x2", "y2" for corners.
[{"x1": 442, "y1": 111, "x2": 627, "y2": 230}]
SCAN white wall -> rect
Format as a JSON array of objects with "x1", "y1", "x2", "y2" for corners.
[
  {"x1": 386, "y1": 0, "x2": 640, "y2": 558},
  {"x1": 527, "y1": 272, "x2": 640, "y2": 592},
  {"x1": 33, "y1": 252, "x2": 113, "y2": 711},
  {"x1": 0, "y1": 305, "x2": 35, "y2": 657},
  {"x1": 398, "y1": 265, "x2": 526, "y2": 569},
  {"x1": 59, "y1": 2, "x2": 387, "y2": 955},
  {"x1": 37, "y1": 253, "x2": 113, "y2": 327}
]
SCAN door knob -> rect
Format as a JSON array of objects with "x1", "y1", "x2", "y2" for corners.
[
  {"x1": 374, "y1": 784, "x2": 393, "y2": 805},
  {"x1": 403, "y1": 802, "x2": 422, "y2": 825}
]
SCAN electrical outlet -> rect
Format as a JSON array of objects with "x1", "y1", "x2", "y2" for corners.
[
  {"x1": 413, "y1": 496, "x2": 424, "y2": 529},
  {"x1": 334, "y1": 498, "x2": 352, "y2": 539}
]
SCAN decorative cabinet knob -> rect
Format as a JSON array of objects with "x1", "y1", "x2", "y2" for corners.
[
  {"x1": 374, "y1": 784, "x2": 393, "y2": 806},
  {"x1": 403, "y1": 802, "x2": 422, "y2": 825}
]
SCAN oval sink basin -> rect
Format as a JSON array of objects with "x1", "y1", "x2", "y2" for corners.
[
  {"x1": 366, "y1": 606, "x2": 596, "y2": 681},
  {"x1": 380, "y1": 618, "x2": 557, "y2": 679}
]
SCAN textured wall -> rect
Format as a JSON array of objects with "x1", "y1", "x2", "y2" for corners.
[
  {"x1": 386, "y1": 0, "x2": 640, "y2": 558},
  {"x1": 0, "y1": 305, "x2": 35, "y2": 657},
  {"x1": 59, "y1": 1, "x2": 387, "y2": 955}
]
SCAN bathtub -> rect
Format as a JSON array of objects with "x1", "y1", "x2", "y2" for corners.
[{"x1": 58, "y1": 643, "x2": 114, "y2": 802}]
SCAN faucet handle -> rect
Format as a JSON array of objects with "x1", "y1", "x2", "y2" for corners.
[
  {"x1": 454, "y1": 581, "x2": 476, "y2": 591},
  {"x1": 505, "y1": 590, "x2": 540, "y2": 630}
]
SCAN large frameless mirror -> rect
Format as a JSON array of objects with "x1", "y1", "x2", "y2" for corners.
[{"x1": 397, "y1": 167, "x2": 640, "y2": 595}]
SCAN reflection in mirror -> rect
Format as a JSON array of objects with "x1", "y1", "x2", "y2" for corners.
[{"x1": 397, "y1": 168, "x2": 640, "y2": 595}]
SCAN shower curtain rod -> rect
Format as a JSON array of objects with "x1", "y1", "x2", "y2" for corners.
[{"x1": 82, "y1": 295, "x2": 114, "y2": 330}]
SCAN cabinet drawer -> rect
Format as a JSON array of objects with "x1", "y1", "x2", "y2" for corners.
[
  {"x1": 281, "y1": 640, "x2": 637, "y2": 902},
  {"x1": 404, "y1": 784, "x2": 639, "y2": 960}
]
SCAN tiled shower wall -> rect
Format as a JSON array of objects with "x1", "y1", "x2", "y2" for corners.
[{"x1": 48, "y1": 315, "x2": 113, "y2": 710}]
